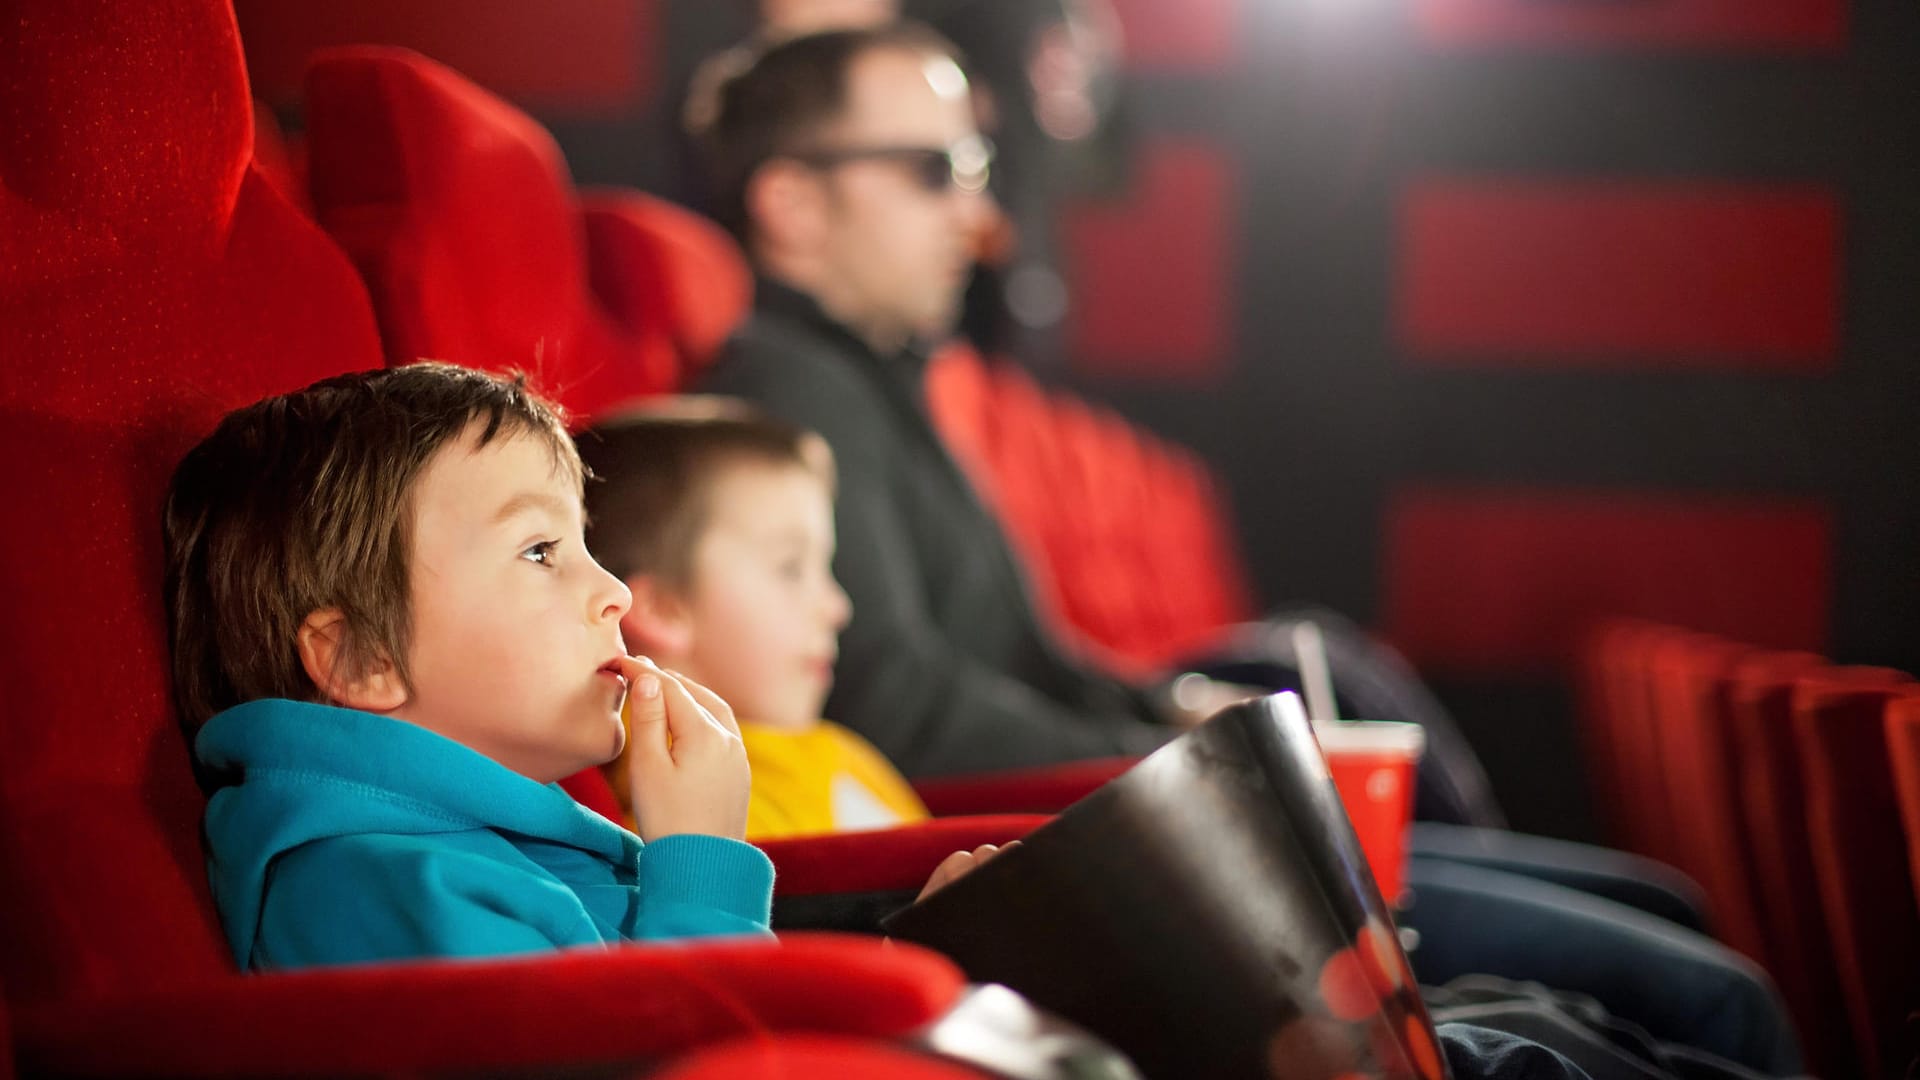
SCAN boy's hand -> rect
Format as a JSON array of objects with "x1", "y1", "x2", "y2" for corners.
[
  {"x1": 916, "y1": 841, "x2": 1019, "y2": 902},
  {"x1": 618, "y1": 656, "x2": 751, "y2": 843}
]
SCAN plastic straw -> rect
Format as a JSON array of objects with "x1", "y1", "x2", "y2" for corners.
[{"x1": 1292, "y1": 621, "x2": 1340, "y2": 725}]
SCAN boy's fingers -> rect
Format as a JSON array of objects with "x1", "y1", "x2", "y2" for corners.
[
  {"x1": 662, "y1": 667, "x2": 742, "y2": 738},
  {"x1": 651, "y1": 665, "x2": 725, "y2": 758},
  {"x1": 615, "y1": 656, "x2": 670, "y2": 763},
  {"x1": 917, "y1": 849, "x2": 976, "y2": 902}
]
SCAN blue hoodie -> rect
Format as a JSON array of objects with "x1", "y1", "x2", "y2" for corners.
[{"x1": 196, "y1": 699, "x2": 774, "y2": 970}]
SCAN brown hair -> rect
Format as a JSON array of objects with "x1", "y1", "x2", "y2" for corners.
[
  {"x1": 162, "y1": 362, "x2": 579, "y2": 734},
  {"x1": 697, "y1": 20, "x2": 963, "y2": 241},
  {"x1": 577, "y1": 396, "x2": 834, "y2": 587}
]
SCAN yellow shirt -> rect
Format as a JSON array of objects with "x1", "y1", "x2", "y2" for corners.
[
  {"x1": 602, "y1": 719, "x2": 929, "y2": 841},
  {"x1": 738, "y1": 721, "x2": 930, "y2": 840}
]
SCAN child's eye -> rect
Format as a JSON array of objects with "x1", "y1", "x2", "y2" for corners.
[{"x1": 521, "y1": 540, "x2": 560, "y2": 567}]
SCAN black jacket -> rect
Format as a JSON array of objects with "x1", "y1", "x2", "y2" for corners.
[{"x1": 697, "y1": 280, "x2": 1172, "y2": 776}]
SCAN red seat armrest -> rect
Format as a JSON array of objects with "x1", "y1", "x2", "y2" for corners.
[{"x1": 17, "y1": 934, "x2": 962, "y2": 1077}]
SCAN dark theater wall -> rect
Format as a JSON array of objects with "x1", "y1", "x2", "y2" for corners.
[{"x1": 236, "y1": 0, "x2": 1920, "y2": 839}]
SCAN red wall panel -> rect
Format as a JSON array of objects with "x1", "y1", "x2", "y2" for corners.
[
  {"x1": 236, "y1": 0, "x2": 652, "y2": 115},
  {"x1": 1414, "y1": 0, "x2": 1847, "y2": 52},
  {"x1": 1382, "y1": 488, "x2": 1832, "y2": 673},
  {"x1": 1396, "y1": 179, "x2": 1842, "y2": 369},
  {"x1": 1064, "y1": 141, "x2": 1236, "y2": 382}
]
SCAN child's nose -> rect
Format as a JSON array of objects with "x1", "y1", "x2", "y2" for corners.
[
  {"x1": 824, "y1": 580, "x2": 852, "y2": 630},
  {"x1": 594, "y1": 564, "x2": 633, "y2": 622}
]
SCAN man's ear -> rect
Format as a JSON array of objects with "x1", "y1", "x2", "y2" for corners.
[
  {"x1": 746, "y1": 159, "x2": 826, "y2": 254},
  {"x1": 619, "y1": 574, "x2": 696, "y2": 662},
  {"x1": 296, "y1": 608, "x2": 409, "y2": 713}
]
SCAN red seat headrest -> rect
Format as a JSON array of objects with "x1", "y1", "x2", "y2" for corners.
[
  {"x1": 581, "y1": 188, "x2": 751, "y2": 382},
  {"x1": 304, "y1": 47, "x2": 677, "y2": 419}
]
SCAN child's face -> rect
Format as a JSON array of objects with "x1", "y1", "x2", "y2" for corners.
[
  {"x1": 393, "y1": 425, "x2": 634, "y2": 782},
  {"x1": 671, "y1": 462, "x2": 851, "y2": 730}
]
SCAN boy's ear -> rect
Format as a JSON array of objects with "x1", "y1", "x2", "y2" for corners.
[
  {"x1": 619, "y1": 574, "x2": 696, "y2": 660},
  {"x1": 296, "y1": 608, "x2": 409, "y2": 713}
]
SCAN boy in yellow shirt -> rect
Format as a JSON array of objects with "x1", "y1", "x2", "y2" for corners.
[{"x1": 580, "y1": 397, "x2": 930, "y2": 839}]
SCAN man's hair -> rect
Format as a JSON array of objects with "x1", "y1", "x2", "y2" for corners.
[
  {"x1": 578, "y1": 396, "x2": 834, "y2": 587},
  {"x1": 162, "y1": 362, "x2": 579, "y2": 734},
  {"x1": 697, "y1": 20, "x2": 962, "y2": 241}
]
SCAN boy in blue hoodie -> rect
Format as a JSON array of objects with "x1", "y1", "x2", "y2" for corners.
[{"x1": 162, "y1": 363, "x2": 779, "y2": 970}]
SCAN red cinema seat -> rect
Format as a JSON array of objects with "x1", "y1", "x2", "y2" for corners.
[
  {"x1": 1723, "y1": 652, "x2": 1854, "y2": 1078},
  {"x1": 1596, "y1": 623, "x2": 1685, "y2": 864},
  {"x1": 655, "y1": 1035, "x2": 996, "y2": 1079},
  {"x1": 925, "y1": 341, "x2": 997, "y2": 483},
  {"x1": 1644, "y1": 632, "x2": 1767, "y2": 957},
  {"x1": 1790, "y1": 668, "x2": 1920, "y2": 1079},
  {"x1": 1575, "y1": 620, "x2": 1646, "y2": 847},
  {"x1": 0, "y1": 0, "x2": 381, "y2": 1004},
  {"x1": 1145, "y1": 443, "x2": 1255, "y2": 662},
  {"x1": 1, "y1": 4, "x2": 975, "y2": 1072},
  {"x1": 579, "y1": 187, "x2": 752, "y2": 383},
  {"x1": 1889, "y1": 697, "x2": 1920, "y2": 915},
  {"x1": 304, "y1": 47, "x2": 680, "y2": 419}
]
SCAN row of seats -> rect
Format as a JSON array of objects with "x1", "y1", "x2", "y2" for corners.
[
  {"x1": 0, "y1": 3, "x2": 1033, "y2": 1076},
  {"x1": 273, "y1": 43, "x2": 1259, "y2": 681},
  {"x1": 1579, "y1": 620, "x2": 1920, "y2": 1078},
  {"x1": 0, "y1": 6, "x2": 1264, "y2": 1075}
]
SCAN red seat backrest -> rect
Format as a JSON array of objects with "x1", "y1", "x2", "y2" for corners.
[
  {"x1": 1644, "y1": 635, "x2": 1751, "y2": 922},
  {"x1": 1790, "y1": 668, "x2": 1920, "y2": 1079},
  {"x1": 1574, "y1": 620, "x2": 1644, "y2": 845},
  {"x1": 0, "y1": 0, "x2": 381, "y2": 1004},
  {"x1": 923, "y1": 342, "x2": 996, "y2": 491},
  {"x1": 1597, "y1": 622, "x2": 1684, "y2": 864},
  {"x1": 579, "y1": 187, "x2": 752, "y2": 385},
  {"x1": 303, "y1": 47, "x2": 677, "y2": 420},
  {"x1": 1723, "y1": 651, "x2": 1854, "y2": 1077},
  {"x1": 1888, "y1": 696, "x2": 1920, "y2": 919}
]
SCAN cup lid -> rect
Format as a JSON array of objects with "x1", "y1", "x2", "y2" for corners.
[{"x1": 1312, "y1": 720, "x2": 1426, "y2": 757}]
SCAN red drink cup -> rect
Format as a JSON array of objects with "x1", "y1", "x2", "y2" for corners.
[{"x1": 1314, "y1": 721, "x2": 1425, "y2": 905}]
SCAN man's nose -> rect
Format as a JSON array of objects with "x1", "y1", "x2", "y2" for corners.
[{"x1": 956, "y1": 188, "x2": 1003, "y2": 253}]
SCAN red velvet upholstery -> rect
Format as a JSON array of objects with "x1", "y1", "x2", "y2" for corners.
[
  {"x1": 303, "y1": 47, "x2": 679, "y2": 419},
  {"x1": 580, "y1": 187, "x2": 752, "y2": 379},
  {"x1": 1790, "y1": 668, "x2": 1920, "y2": 1080},
  {"x1": 1889, "y1": 697, "x2": 1920, "y2": 914},
  {"x1": 248, "y1": 101, "x2": 308, "y2": 216},
  {"x1": 656, "y1": 1034, "x2": 992, "y2": 1079},
  {"x1": 923, "y1": 349, "x2": 1254, "y2": 675},
  {"x1": 1587, "y1": 622, "x2": 1680, "y2": 862},
  {"x1": 0, "y1": 0, "x2": 382, "y2": 1004},
  {"x1": 2, "y1": 5, "x2": 973, "y2": 1072},
  {"x1": 1645, "y1": 633, "x2": 1768, "y2": 958},
  {"x1": 17, "y1": 938, "x2": 964, "y2": 1077},
  {"x1": 1574, "y1": 620, "x2": 1643, "y2": 846},
  {"x1": 1723, "y1": 652, "x2": 1855, "y2": 1078}
]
